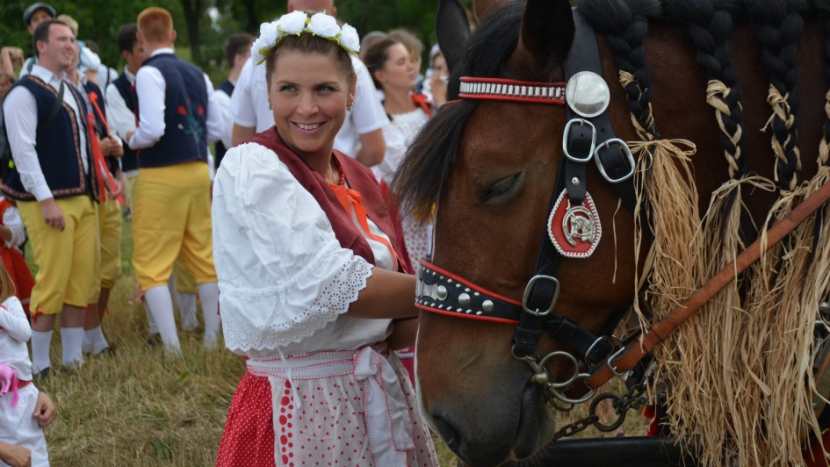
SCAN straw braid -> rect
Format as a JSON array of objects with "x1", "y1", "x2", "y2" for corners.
[
  {"x1": 751, "y1": 1, "x2": 804, "y2": 192},
  {"x1": 683, "y1": 6, "x2": 747, "y2": 179}
]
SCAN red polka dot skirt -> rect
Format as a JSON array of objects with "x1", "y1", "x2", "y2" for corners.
[{"x1": 216, "y1": 356, "x2": 438, "y2": 467}]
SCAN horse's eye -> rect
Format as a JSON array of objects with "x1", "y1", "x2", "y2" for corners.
[{"x1": 480, "y1": 172, "x2": 523, "y2": 203}]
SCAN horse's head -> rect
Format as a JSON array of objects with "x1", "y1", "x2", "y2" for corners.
[{"x1": 395, "y1": 0, "x2": 641, "y2": 465}]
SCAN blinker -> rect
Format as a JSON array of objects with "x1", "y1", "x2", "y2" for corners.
[{"x1": 565, "y1": 71, "x2": 611, "y2": 118}]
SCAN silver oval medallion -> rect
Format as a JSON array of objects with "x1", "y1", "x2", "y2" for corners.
[{"x1": 565, "y1": 71, "x2": 611, "y2": 118}]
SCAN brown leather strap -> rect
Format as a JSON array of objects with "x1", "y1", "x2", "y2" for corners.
[{"x1": 586, "y1": 180, "x2": 830, "y2": 389}]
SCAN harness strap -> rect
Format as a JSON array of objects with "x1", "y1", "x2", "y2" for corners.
[
  {"x1": 585, "y1": 180, "x2": 830, "y2": 389},
  {"x1": 566, "y1": 9, "x2": 638, "y2": 214}
]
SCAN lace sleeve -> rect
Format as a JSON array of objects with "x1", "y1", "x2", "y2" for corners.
[{"x1": 213, "y1": 143, "x2": 375, "y2": 352}]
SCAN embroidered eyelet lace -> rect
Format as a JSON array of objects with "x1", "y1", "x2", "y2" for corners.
[{"x1": 221, "y1": 248, "x2": 373, "y2": 352}]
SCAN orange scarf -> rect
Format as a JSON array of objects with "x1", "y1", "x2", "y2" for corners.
[{"x1": 327, "y1": 166, "x2": 404, "y2": 271}]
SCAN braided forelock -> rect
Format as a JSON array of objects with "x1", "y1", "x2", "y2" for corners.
[
  {"x1": 578, "y1": 0, "x2": 661, "y2": 139},
  {"x1": 748, "y1": 0, "x2": 806, "y2": 191}
]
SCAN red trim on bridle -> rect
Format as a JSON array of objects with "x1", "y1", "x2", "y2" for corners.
[
  {"x1": 417, "y1": 306, "x2": 520, "y2": 324},
  {"x1": 421, "y1": 260, "x2": 522, "y2": 307},
  {"x1": 458, "y1": 76, "x2": 566, "y2": 105}
]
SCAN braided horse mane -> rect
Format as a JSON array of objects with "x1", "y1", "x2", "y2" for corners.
[{"x1": 577, "y1": 0, "x2": 830, "y2": 464}]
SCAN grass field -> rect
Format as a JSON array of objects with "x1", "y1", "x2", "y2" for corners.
[{"x1": 30, "y1": 215, "x2": 643, "y2": 466}]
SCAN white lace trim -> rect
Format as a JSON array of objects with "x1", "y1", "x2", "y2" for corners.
[{"x1": 221, "y1": 258, "x2": 374, "y2": 352}]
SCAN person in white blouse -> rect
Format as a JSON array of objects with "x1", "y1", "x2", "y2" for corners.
[
  {"x1": 126, "y1": 7, "x2": 223, "y2": 353},
  {"x1": 230, "y1": 0, "x2": 388, "y2": 169},
  {"x1": 213, "y1": 11, "x2": 437, "y2": 467},
  {"x1": 363, "y1": 37, "x2": 434, "y2": 272},
  {"x1": 2, "y1": 19, "x2": 101, "y2": 378},
  {"x1": 0, "y1": 264, "x2": 56, "y2": 467}
]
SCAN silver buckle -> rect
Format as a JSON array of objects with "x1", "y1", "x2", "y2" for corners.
[
  {"x1": 522, "y1": 275, "x2": 561, "y2": 317},
  {"x1": 585, "y1": 335, "x2": 622, "y2": 365},
  {"x1": 594, "y1": 138, "x2": 635, "y2": 183},
  {"x1": 606, "y1": 345, "x2": 628, "y2": 377},
  {"x1": 562, "y1": 119, "x2": 596, "y2": 163}
]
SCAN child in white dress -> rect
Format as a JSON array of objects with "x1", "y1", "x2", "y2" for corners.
[{"x1": 0, "y1": 262, "x2": 54, "y2": 467}]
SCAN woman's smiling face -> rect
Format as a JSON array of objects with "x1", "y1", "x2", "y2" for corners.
[{"x1": 268, "y1": 49, "x2": 355, "y2": 160}]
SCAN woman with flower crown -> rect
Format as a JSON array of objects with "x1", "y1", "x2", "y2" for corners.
[{"x1": 212, "y1": 11, "x2": 438, "y2": 467}]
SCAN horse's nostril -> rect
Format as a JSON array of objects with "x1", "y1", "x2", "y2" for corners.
[{"x1": 432, "y1": 416, "x2": 461, "y2": 453}]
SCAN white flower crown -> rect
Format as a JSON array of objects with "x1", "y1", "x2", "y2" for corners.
[{"x1": 252, "y1": 11, "x2": 360, "y2": 65}]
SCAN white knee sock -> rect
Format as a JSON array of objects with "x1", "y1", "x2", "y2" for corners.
[
  {"x1": 84, "y1": 326, "x2": 109, "y2": 355},
  {"x1": 31, "y1": 330, "x2": 53, "y2": 374},
  {"x1": 177, "y1": 292, "x2": 198, "y2": 331},
  {"x1": 197, "y1": 282, "x2": 220, "y2": 349},
  {"x1": 144, "y1": 286, "x2": 181, "y2": 354},
  {"x1": 145, "y1": 301, "x2": 159, "y2": 335},
  {"x1": 61, "y1": 327, "x2": 85, "y2": 368}
]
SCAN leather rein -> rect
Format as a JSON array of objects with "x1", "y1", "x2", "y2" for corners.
[{"x1": 415, "y1": 10, "x2": 830, "y2": 410}]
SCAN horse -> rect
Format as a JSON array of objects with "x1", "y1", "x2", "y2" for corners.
[{"x1": 393, "y1": 0, "x2": 830, "y2": 466}]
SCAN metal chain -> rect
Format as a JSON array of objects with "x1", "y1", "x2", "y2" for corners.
[
  {"x1": 551, "y1": 381, "x2": 649, "y2": 441},
  {"x1": 553, "y1": 414, "x2": 600, "y2": 440}
]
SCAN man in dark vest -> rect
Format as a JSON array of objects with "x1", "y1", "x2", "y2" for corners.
[
  {"x1": 214, "y1": 33, "x2": 253, "y2": 169},
  {"x1": 3, "y1": 19, "x2": 102, "y2": 377},
  {"x1": 126, "y1": 7, "x2": 222, "y2": 354}
]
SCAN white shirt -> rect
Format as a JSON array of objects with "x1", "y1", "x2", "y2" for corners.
[
  {"x1": 0, "y1": 196, "x2": 26, "y2": 250},
  {"x1": 230, "y1": 56, "x2": 389, "y2": 157},
  {"x1": 3, "y1": 64, "x2": 90, "y2": 202},
  {"x1": 214, "y1": 84, "x2": 234, "y2": 150},
  {"x1": 333, "y1": 57, "x2": 389, "y2": 157},
  {"x1": 0, "y1": 296, "x2": 32, "y2": 381},
  {"x1": 213, "y1": 142, "x2": 394, "y2": 357},
  {"x1": 128, "y1": 48, "x2": 223, "y2": 150},
  {"x1": 105, "y1": 69, "x2": 137, "y2": 143},
  {"x1": 372, "y1": 107, "x2": 431, "y2": 184}
]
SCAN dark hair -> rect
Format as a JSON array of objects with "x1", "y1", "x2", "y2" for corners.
[
  {"x1": 264, "y1": 22, "x2": 355, "y2": 92},
  {"x1": 116, "y1": 23, "x2": 139, "y2": 54},
  {"x1": 85, "y1": 39, "x2": 99, "y2": 54},
  {"x1": 32, "y1": 19, "x2": 69, "y2": 57},
  {"x1": 363, "y1": 37, "x2": 403, "y2": 90},
  {"x1": 225, "y1": 33, "x2": 254, "y2": 67}
]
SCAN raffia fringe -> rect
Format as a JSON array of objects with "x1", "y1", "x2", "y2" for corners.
[
  {"x1": 629, "y1": 138, "x2": 701, "y2": 329},
  {"x1": 640, "y1": 166, "x2": 830, "y2": 466}
]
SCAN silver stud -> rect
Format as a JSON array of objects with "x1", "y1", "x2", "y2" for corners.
[
  {"x1": 474, "y1": 292, "x2": 480, "y2": 297},
  {"x1": 464, "y1": 288, "x2": 471, "y2": 293},
  {"x1": 572, "y1": 177, "x2": 580, "y2": 186},
  {"x1": 456, "y1": 283, "x2": 462, "y2": 288},
  {"x1": 438, "y1": 304, "x2": 444, "y2": 309},
  {"x1": 458, "y1": 293, "x2": 471, "y2": 307},
  {"x1": 437, "y1": 286, "x2": 448, "y2": 300},
  {"x1": 482, "y1": 300, "x2": 494, "y2": 312},
  {"x1": 466, "y1": 309, "x2": 473, "y2": 314},
  {"x1": 476, "y1": 311, "x2": 483, "y2": 316},
  {"x1": 447, "y1": 278, "x2": 453, "y2": 284}
]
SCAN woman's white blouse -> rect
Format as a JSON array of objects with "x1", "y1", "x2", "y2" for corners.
[
  {"x1": 212, "y1": 142, "x2": 393, "y2": 357},
  {"x1": 372, "y1": 107, "x2": 431, "y2": 184}
]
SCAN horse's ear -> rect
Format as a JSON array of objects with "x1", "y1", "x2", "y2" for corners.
[
  {"x1": 517, "y1": 0, "x2": 575, "y2": 74},
  {"x1": 436, "y1": 0, "x2": 471, "y2": 73}
]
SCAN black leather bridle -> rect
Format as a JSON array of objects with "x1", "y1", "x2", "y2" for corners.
[{"x1": 415, "y1": 9, "x2": 641, "y2": 409}]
